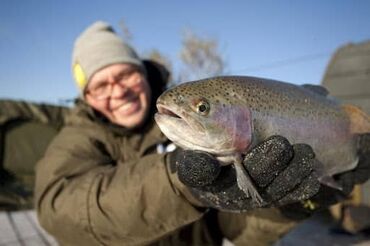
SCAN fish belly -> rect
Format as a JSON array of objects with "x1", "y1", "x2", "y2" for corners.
[{"x1": 254, "y1": 113, "x2": 359, "y2": 177}]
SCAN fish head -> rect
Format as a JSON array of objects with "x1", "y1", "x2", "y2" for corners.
[{"x1": 155, "y1": 79, "x2": 253, "y2": 157}]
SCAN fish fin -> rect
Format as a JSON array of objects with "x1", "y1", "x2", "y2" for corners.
[
  {"x1": 318, "y1": 175, "x2": 343, "y2": 191},
  {"x1": 302, "y1": 84, "x2": 329, "y2": 96},
  {"x1": 234, "y1": 161, "x2": 264, "y2": 205},
  {"x1": 342, "y1": 104, "x2": 370, "y2": 134}
]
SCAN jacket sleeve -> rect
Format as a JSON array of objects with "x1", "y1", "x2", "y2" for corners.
[
  {"x1": 0, "y1": 99, "x2": 69, "y2": 129},
  {"x1": 218, "y1": 208, "x2": 299, "y2": 246},
  {"x1": 35, "y1": 125, "x2": 204, "y2": 245}
]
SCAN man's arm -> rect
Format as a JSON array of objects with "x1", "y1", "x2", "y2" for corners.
[
  {"x1": 35, "y1": 126, "x2": 203, "y2": 245},
  {"x1": 0, "y1": 99, "x2": 69, "y2": 129}
]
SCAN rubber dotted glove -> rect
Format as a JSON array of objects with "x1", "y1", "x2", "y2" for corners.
[
  {"x1": 281, "y1": 133, "x2": 370, "y2": 219},
  {"x1": 167, "y1": 136, "x2": 321, "y2": 212}
]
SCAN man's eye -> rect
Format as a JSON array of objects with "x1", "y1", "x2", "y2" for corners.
[
  {"x1": 120, "y1": 69, "x2": 139, "y2": 79},
  {"x1": 116, "y1": 70, "x2": 132, "y2": 80},
  {"x1": 116, "y1": 73, "x2": 126, "y2": 81},
  {"x1": 92, "y1": 83, "x2": 109, "y2": 94}
]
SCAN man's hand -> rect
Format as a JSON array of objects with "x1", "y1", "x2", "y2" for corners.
[
  {"x1": 167, "y1": 136, "x2": 322, "y2": 212},
  {"x1": 281, "y1": 133, "x2": 370, "y2": 219},
  {"x1": 168, "y1": 134, "x2": 370, "y2": 214}
]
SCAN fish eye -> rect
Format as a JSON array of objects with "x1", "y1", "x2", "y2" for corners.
[{"x1": 196, "y1": 100, "x2": 210, "y2": 115}]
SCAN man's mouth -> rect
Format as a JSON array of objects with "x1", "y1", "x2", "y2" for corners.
[
  {"x1": 112, "y1": 97, "x2": 140, "y2": 115},
  {"x1": 119, "y1": 101, "x2": 136, "y2": 111}
]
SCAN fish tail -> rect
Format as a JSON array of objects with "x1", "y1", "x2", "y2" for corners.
[{"x1": 342, "y1": 104, "x2": 370, "y2": 134}]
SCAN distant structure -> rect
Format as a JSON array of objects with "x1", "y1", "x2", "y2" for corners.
[
  {"x1": 322, "y1": 40, "x2": 370, "y2": 204},
  {"x1": 322, "y1": 40, "x2": 370, "y2": 113}
]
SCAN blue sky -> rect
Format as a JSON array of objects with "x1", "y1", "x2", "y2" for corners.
[{"x1": 0, "y1": 0, "x2": 369, "y2": 104}]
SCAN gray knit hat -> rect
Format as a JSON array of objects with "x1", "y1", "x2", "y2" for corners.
[{"x1": 72, "y1": 21, "x2": 144, "y2": 91}]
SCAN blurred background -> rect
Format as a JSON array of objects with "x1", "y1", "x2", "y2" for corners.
[
  {"x1": 1, "y1": 1, "x2": 370, "y2": 245},
  {"x1": 1, "y1": 0, "x2": 369, "y2": 104}
]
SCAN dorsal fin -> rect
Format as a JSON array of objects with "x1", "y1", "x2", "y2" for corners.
[
  {"x1": 302, "y1": 84, "x2": 329, "y2": 96},
  {"x1": 342, "y1": 104, "x2": 370, "y2": 134}
]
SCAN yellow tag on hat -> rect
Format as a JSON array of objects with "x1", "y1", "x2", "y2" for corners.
[{"x1": 73, "y1": 63, "x2": 87, "y2": 90}]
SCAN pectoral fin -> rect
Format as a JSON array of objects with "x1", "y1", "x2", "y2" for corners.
[
  {"x1": 342, "y1": 104, "x2": 370, "y2": 134},
  {"x1": 318, "y1": 175, "x2": 343, "y2": 191},
  {"x1": 234, "y1": 161, "x2": 264, "y2": 205}
]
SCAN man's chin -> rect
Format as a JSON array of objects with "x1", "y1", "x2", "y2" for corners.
[{"x1": 113, "y1": 112, "x2": 146, "y2": 128}]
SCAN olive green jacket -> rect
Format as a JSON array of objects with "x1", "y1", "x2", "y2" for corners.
[
  {"x1": 0, "y1": 99, "x2": 69, "y2": 210},
  {"x1": 35, "y1": 101, "x2": 298, "y2": 246}
]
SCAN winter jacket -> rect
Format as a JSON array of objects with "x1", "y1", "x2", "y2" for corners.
[{"x1": 0, "y1": 99, "x2": 69, "y2": 210}]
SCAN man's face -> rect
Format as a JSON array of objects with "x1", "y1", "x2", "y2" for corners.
[{"x1": 85, "y1": 63, "x2": 151, "y2": 128}]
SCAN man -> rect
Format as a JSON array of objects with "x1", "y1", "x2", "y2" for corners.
[{"x1": 35, "y1": 21, "x2": 370, "y2": 245}]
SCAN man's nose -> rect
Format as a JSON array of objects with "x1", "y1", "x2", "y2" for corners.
[{"x1": 111, "y1": 83, "x2": 129, "y2": 98}]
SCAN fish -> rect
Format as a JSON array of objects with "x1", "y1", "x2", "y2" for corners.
[{"x1": 154, "y1": 76, "x2": 370, "y2": 205}]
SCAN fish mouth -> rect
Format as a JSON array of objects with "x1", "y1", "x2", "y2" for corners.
[
  {"x1": 155, "y1": 102, "x2": 206, "y2": 133},
  {"x1": 155, "y1": 102, "x2": 209, "y2": 150},
  {"x1": 156, "y1": 104, "x2": 182, "y2": 119},
  {"x1": 155, "y1": 104, "x2": 186, "y2": 130}
]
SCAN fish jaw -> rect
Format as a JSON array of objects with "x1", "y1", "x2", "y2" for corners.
[{"x1": 155, "y1": 103, "x2": 217, "y2": 153}]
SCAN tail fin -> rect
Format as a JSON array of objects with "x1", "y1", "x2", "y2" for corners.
[{"x1": 342, "y1": 104, "x2": 370, "y2": 134}]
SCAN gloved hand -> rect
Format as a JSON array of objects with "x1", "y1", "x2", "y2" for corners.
[
  {"x1": 287, "y1": 133, "x2": 370, "y2": 213},
  {"x1": 281, "y1": 133, "x2": 370, "y2": 219},
  {"x1": 167, "y1": 135, "x2": 322, "y2": 212}
]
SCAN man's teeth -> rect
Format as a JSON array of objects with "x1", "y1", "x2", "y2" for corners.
[{"x1": 119, "y1": 101, "x2": 135, "y2": 111}]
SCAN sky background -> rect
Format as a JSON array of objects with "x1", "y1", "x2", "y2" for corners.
[{"x1": 0, "y1": 0, "x2": 369, "y2": 105}]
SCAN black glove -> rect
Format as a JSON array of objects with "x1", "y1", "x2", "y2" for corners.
[
  {"x1": 272, "y1": 133, "x2": 370, "y2": 219},
  {"x1": 168, "y1": 135, "x2": 321, "y2": 212}
]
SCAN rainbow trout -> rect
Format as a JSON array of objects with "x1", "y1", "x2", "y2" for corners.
[{"x1": 154, "y1": 76, "x2": 370, "y2": 205}]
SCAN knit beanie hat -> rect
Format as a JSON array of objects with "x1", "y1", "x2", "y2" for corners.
[{"x1": 72, "y1": 21, "x2": 144, "y2": 92}]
